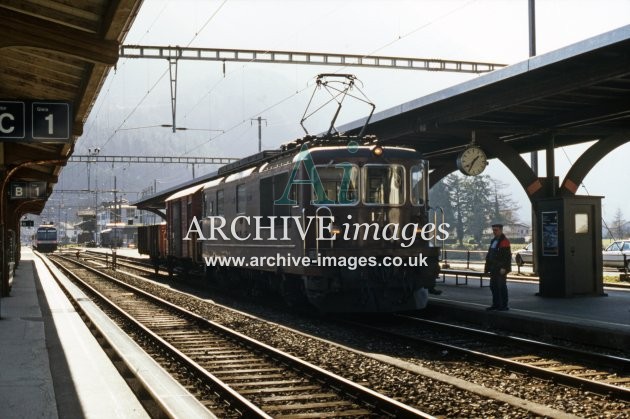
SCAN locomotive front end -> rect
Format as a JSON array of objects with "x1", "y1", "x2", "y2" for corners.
[{"x1": 296, "y1": 143, "x2": 443, "y2": 312}]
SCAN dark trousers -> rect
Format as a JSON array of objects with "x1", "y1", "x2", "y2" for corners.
[{"x1": 489, "y1": 272, "x2": 508, "y2": 309}]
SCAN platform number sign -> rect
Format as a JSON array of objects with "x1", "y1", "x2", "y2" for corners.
[
  {"x1": 29, "y1": 181, "x2": 47, "y2": 198},
  {"x1": 10, "y1": 181, "x2": 47, "y2": 199},
  {"x1": 32, "y1": 102, "x2": 69, "y2": 140},
  {"x1": 0, "y1": 102, "x2": 25, "y2": 139},
  {"x1": 10, "y1": 182, "x2": 27, "y2": 199},
  {"x1": 0, "y1": 100, "x2": 72, "y2": 143}
]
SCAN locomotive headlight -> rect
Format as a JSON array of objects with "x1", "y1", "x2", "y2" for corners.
[{"x1": 372, "y1": 145, "x2": 384, "y2": 156}]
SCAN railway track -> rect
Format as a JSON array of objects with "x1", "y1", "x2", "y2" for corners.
[
  {"x1": 51, "y1": 250, "x2": 630, "y2": 416},
  {"x1": 79, "y1": 250, "x2": 160, "y2": 275},
  {"x1": 342, "y1": 314, "x2": 630, "y2": 402},
  {"x1": 79, "y1": 250, "x2": 205, "y2": 281},
  {"x1": 47, "y1": 253, "x2": 432, "y2": 418}
]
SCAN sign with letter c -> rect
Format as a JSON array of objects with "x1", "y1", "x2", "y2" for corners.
[
  {"x1": 0, "y1": 100, "x2": 71, "y2": 143},
  {"x1": 0, "y1": 102, "x2": 25, "y2": 139}
]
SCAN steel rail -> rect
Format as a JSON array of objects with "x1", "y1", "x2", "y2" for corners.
[
  {"x1": 36, "y1": 252, "x2": 215, "y2": 418},
  {"x1": 341, "y1": 316, "x2": 630, "y2": 401},
  {"x1": 52, "y1": 254, "x2": 434, "y2": 418},
  {"x1": 50, "y1": 255, "x2": 270, "y2": 418},
  {"x1": 396, "y1": 314, "x2": 630, "y2": 369},
  {"x1": 74, "y1": 250, "x2": 630, "y2": 372}
]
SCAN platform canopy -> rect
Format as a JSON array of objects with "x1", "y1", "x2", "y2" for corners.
[
  {"x1": 0, "y1": 0, "x2": 144, "y2": 215},
  {"x1": 338, "y1": 25, "x2": 630, "y2": 176}
]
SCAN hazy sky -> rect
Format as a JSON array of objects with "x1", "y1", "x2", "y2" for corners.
[{"x1": 74, "y1": 0, "x2": 630, "y2": 224}]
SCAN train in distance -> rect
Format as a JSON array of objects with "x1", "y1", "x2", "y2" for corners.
[{"x1": 32, "y1": 223, "x2": 58, "y2": 253}]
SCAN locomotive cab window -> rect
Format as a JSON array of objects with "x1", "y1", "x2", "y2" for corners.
[
  {"x1": 37, "y1": 227, "x2": 57, "y2": 240},
  {"x1": 410, "y1": 163, "x2": 426, "y2": 206},
  {"x1": 311, "y1": 165, "x2": 359, "y2": 205},
  {"x1": 363, "y1": 164, "x2": 405, "y2": 206}
]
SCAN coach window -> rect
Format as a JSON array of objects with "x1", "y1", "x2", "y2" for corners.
[
  {"x1": 410, "y1": 163, "x2": 425, "y2": 206},
  {"x1": 364, "y1": 164, "x2": 405, "y2": 205},
  {"x1": 311, "y1": 165, "x2": 359, "y2": 205},
  {"x1": 260, "y1": 177, "x2": 273, "y2": 221},
  {"x1": 204, "y1": 194, "x2": 214, "y2": 217},
  {"x1": 236, "y1": 184, "x2": 247, "y2": 214},
  {"x1": 216, "y1": 190, "x2": 224, "y2": 216}
]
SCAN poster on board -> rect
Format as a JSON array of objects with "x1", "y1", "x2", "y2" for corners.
[{"x1": 541, "y1": 211, "x2": 559, "y2": 256}]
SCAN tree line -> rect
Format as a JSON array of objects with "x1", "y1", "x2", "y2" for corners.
[
  {"x1": 429, "y1": 173, "x2": 629, "y2": 246},
  {"x1": 606, "y1": 208, "x2": 629, "y2": 240},
  {"x1": 429, "y1": 173, "x2": 520, "y2": 247}
]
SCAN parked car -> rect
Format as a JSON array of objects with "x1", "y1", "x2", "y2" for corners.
[
  {"x1": 602, "y1": 240, "x2": 630, "y2": 271},
  {"x1": 514, "y1": 242, "x2": 533, "y2": 266}
]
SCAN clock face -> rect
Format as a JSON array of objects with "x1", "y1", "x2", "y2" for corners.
[{"x1": 457, "y1": 146, "x2": 487, "y2": 176}]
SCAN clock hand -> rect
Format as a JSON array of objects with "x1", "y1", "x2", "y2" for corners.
[{"x1": 468, "y1": 156, "x2": 479, "y2": 170}]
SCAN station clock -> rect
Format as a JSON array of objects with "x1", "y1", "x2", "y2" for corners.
[{"x1": 457, "y1": 145, "x2": 488, "y2": 176}]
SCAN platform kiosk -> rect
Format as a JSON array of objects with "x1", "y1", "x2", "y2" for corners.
[{"x1": 535, "y1": 195, "x2": 604, "y2": 297}]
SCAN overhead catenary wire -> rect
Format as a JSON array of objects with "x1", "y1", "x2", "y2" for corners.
[
  {"x1": 326, "y1": 0, "x2": 480, "y2": 76},
  {"x1": 99, "y1": 0, "x2": 229, "y2": 151},
  {"x1": 81, "y1": 0, "x2": 170, "y2": 151},
  {"x1": 180, "y1": 0, "x2": 482, "y2": 154},
  {"x1": 84, "y1": 0, "x2": 485, "y2": 197},
  {"x1": 179, "y1": 2, "x2": 348, "y2": 123},
  {"x1": 112, "y1": 0, "x2": 473, "y2": 147},
  {"x1": 60, "y1": 0, "x2": 229, "y2": 210},
  {"x1": 179, "y1": 0, "x2": 481, "y2": 127}
]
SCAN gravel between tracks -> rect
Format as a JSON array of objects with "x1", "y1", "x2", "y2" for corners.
[{"x1": 103, "y1": 268, "x2": 627, "y2": 418}]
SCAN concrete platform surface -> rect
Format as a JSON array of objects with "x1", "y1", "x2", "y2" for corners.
[
  {"x1": 0, "y1": 247, "x2": 149, "y2": 419},
  {"x1": 429, "y1": 275, "x2": 630, "y2": 351}
]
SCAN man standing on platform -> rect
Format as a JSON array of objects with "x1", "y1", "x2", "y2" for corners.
[{"x1": 484, "y1": 223, "x2": 512, "y2": 311}]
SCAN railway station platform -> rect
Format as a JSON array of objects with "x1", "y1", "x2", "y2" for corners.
[
  {"x1": 0, "y1": 247, "x2": 148, "y2": 419},
  {"x1": 428, "y1": 274, "x2": 630, "y2": 352}
]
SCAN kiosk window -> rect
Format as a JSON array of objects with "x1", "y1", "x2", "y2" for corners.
[{"x1": 575, "y1": 213, "x2": 589, "y2": 234}]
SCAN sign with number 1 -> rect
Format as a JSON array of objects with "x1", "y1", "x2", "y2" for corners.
[
  {"x1": 10, "y1": 181, "x2": 48, "y2": 199},
  {"x1": 0, "y1": 100, "x2": 72, "y2": 143}
]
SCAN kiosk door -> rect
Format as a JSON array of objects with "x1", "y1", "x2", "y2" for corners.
[{"x1": 566, "y1": 204, "x2": 596, "y2": 294}]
